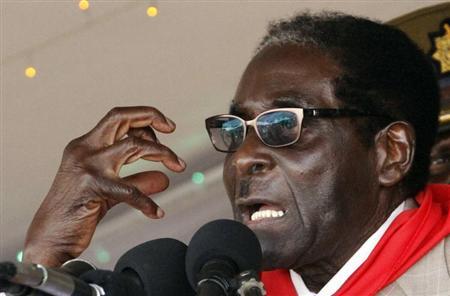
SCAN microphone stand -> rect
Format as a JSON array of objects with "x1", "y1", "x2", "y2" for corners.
[
  {"x1": 197, "y1": 277, "x2": 230, "y2": 296},
  {"x1": 235, "y1": 271, "x2": 266, "y2": 296}
]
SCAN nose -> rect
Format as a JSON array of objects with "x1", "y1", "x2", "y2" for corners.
[{"x1": 231, "y1": 129, "x2": 275, "y2": 177}]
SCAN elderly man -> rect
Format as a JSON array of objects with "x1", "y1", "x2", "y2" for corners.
[{"x1": 24, "y1": 12, "x2": 449, "y2": 296}]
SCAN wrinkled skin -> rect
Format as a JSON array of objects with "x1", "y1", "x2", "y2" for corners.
[
  {"x1": 24, "y1": 107, "x2": 186, "y2": 267},
  {"x1": 223, "y1": 44, "x2": 413, "y2": 291}
]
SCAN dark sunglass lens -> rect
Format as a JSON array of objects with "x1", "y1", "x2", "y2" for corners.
[
  {"x1": 257, "y1": 111, "x2": 299, "y2": 146},
  {"x1": 206, "y1": 117, "x2": 244, "y2": 152}
]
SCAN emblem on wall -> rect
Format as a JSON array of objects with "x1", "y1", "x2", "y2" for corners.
[{"x1": 429, "y1": 19, "x2": 450, "y2": 76}]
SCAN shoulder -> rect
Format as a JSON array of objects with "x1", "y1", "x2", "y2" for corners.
[{"x1": 378, "y1": 236, "x2": 450, "y2": 296}]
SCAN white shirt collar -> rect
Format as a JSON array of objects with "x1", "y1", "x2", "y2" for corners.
[{"x1": 290, "y1": 199, "x2": 415, "y2": 296}]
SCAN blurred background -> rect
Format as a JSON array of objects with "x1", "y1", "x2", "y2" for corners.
[{"x1": 1, "y1": 0, "x2": 447, "y2": 269}]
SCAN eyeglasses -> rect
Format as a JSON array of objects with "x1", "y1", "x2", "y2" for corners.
[{"x1": 205, "y1": 108, "x2": 386, "y2": 152}]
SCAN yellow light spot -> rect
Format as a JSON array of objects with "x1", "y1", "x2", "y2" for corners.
[
  {"x1": 25, "y1": 67, "x2": 36, "y2": 78},
  {"x1": 79, "y1": 0, "x2": 89, "y2": 11},
  {"x1": 147, "y1": 6, "x2": 158, "y2": 17}
]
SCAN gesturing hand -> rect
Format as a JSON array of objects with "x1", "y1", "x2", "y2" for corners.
[{"x1": 24, "y1": 107, "x2": 186, "y2": 267}]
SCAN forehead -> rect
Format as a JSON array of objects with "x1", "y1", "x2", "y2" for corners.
[{"x1": 232, "y1": 44, "x2": 342, "y2": 116}]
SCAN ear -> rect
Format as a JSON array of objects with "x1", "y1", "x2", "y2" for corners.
[{"x1": 374, "y1": 122, "x2": 416, "y2": 187}]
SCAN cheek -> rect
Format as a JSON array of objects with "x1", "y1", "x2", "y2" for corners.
[
  {"x1": 287, "y1": 163, "x2": 342, "y2": 233},
  {"x1": 277, "y1": 137, "x2": 370, "y2": 235},
  {"x1": 277, "y1": 144, "x2": 340, "y2": 197},
  {"x1": 276, "y1": 148, "x2": 341, "y2": 227},
  {"x1": 223, "y1": 155, "x2": 237, "y2": 203}
]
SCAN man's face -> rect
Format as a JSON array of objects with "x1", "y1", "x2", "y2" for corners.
[{"x1": 223, "y1": 44, "x2": 380, "y2": 270}]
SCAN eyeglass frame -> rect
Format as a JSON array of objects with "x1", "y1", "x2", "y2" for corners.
[{"x1": 205, "y1": 107, "x2": 390, "y2": 152}]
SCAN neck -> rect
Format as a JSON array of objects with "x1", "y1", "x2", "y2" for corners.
[{"x1": 294, "y1": 191, "x2": 406, "y2": 293}]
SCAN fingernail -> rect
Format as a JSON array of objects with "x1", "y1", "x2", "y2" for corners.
[
  {"x1": 157, "y1": 208, "x2": 165, "y2": 218},
  {"x1": 178, "y1": 157, "x2": 186, "y2": 168}
]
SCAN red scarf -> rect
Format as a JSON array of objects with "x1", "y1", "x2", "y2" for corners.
[{"x1": 261, "y1": 184, "x2": 450, "y2": 296}]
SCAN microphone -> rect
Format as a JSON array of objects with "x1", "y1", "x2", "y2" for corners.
[
  {"x1": 1, "y1": 239, "x2": 194, "y2": 296},
  {"x1": 0, "y1": 261, "x2": 102, "y2": 296},
  {"x1": 112, "y1": 238, "x2": 195, "y2": 296},
  {"x1": 80, "y1": 238, "x2": 195, "y2": 296},
  {"x1": 0, "y1": 259, "x2": 97, "y2": 296},
  {"x1": 60, "y1": 259, "x2": 96, "y2": 278},
  {"x1": 185, "y1": 219, "x2": 263, "y2": 296}
]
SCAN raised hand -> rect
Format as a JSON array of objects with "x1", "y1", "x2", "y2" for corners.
[{"x1": 23, "y1": 107, "x2": 186, "y2": 267}]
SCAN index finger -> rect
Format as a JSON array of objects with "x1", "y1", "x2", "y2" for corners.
[
  {"x1": 97, "y1": 175, "x2": 164, "y2": 219},
  {"x1": 87, "y1": 106, "x2": 176, "y2": 147}
]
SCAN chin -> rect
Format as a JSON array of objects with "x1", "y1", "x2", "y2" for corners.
[
  {"x1": 257, "y1": 234, "x2": 299, "y2": 271},
  {"x1": 260, "y1": 246, "x2": 297, "y2": 271}
]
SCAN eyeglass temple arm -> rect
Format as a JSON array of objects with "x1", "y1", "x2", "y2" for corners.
[{"x1": 303, "y1": 108, "x2": 389, "y2": 118}]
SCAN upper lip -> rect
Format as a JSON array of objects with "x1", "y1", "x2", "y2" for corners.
[
  {"x1": 235, "y1": 197, "x2": 278, "y2": 207},
  {"x1": 235, "y1": 197, "x2": 285, "y2": 222}
]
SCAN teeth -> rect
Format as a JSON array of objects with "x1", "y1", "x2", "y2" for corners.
[{"x1": 250, "y1": 210, "x2": 285, "y2": 221}]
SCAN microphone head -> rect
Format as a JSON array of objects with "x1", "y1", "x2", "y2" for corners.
[
  {"x1": 114, "y1": 238, "x2": 195, "y2": 296},
  {"x1": 185, "y1": 219, "x2": 262, "y2": 289}
]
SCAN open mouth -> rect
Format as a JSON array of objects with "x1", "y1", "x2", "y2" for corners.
[{"x1": 240, "y1": 202, "x2": 286, "y2": 222}]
